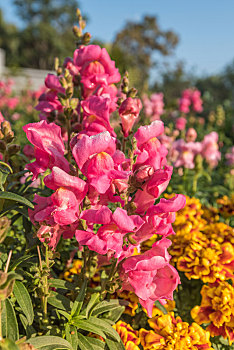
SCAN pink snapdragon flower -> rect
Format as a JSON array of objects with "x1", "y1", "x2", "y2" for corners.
[
  {"x1": 75, "y1": 206, "x2": 144, "y2": 257},
  {"x1": 179, "y1": 88, "x2": 203, "y2": 114},
  {"x1": 119, "y1": 97, "x2": 142, "y2": 137},
  {"x1": 23, "y1": 120, "x2": 70, "y2": 179},
  {"x1": 120, "y1": 238, "x2": 180, "y2": 317},
  {"x1": 72, "y1": 131, "x2": 129, "y2": 194},
  {"x1": 143, "y1": 93, "x2": 164, "y2": 120},
  {"x1": 201, "y1": 131, "x2": 221, "y2": 168},
  {"x1": 81, "y1": 95, "x2": 116, "y2": 136},
  {"x1": 186, "y1": 128, "x2": 197, "y2": 142},
  {"x1": 73, "y1": 45, "x2": 121, "y2": 97},
  {"x1": 132, "y1": 194, "x2": 186, "y2": 243},
  {"x1": 175, "y1": 117, "x2": 187, "y2": 131},
  {"x1": 44, "y1": 74, "x2": 65, "y2": 94}
]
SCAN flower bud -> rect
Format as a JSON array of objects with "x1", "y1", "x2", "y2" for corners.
[
  {"x1": 82, "y1": 32, "x2": 91, "y2": 45},
  {"x1": 134, "y1": 165, "x2": 154, "y2": 183},
  {"x1": 0, "y1": 140, "x2": 6, "y2": 152},
  {"x1": 7, "y1": 144, "x2": 20, "y2": 157}
]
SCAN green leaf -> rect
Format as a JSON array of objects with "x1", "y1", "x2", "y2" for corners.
[
  {"x1": 47, "y1": 291, "x2": 73, "y2": 311},
  {"x1": 10, "y1": 254, "x2": 35, "y2": 271},
  {"x1": 26, "y1": 335, "x2": 73, "y2": 350},
  {"x1": 85, "y1": 337, "x2": 105, "y2": 350},
  {"x1": 13, "y1": 280, "x2": 34, "y2": 325},
  {"x1": 72, "y1": 319, "x2": 106, "y2": 339},
  {"x1": 71, "y1": 279, "x2": 87, "y2": 317},
  {"x1": 49, "y1": 278, "x2": 76, "y2": 291},
  {"x1": 92, "y1": 300, "x2": 124, "y2": 317},
  {"x1": 104, "y1": 305, "x2": 125, "y2": 323},
  {"x1": 70, "y1": 325, "x2": 79, "y2": 350},
  {"x1": 57, "y1": 309, "x2": 71, "y2": 320},
  {"x1": 0, "y1": 163, "x2": 11, "y2": 191},
  {"x1": 0, "y1": 191, "x2": 34, "y2": 209},
  {"x1": 88, "y1": 317, "x2": 120, "y2": 342},
  {"x1": 1, "y1": 299, "x2": 19, "y2": 341},
  {"x1": 78, "y1": 333, "x2": 94, "y2": 350},
  {"x1": 105, "y1": 338, "x2": 125, "y2": 350},
  {"x1": 154, "y1": 300, "x2": 167, "y2": 315},
  {"x1": 85, "y1": 293, "x2": 100, "y2": 318}
]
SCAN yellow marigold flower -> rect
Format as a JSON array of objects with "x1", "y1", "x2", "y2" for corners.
[
  {"x1": 217, "y1": 195, "x2": 234, "y2": 218},
  {"x1": 113, "y1": 321, "x2": 140, "y2": 350},
  {"x1": 202, "y1": 207, "x2": 219, "y2": 223},
  {"x1": 117, "y1": 291, "x2": 139, "y2": 316},
  {"x1": 139, "y1": 312, "x2": 214, "y2": 349},
  {"x1": 202, "y1": 222, "x2": 234, "y2": 245},
  {"x1": 191, "y1": 282, "x2": 234, "y2": 345},
  {"x1": 63, "y1": 259, "x2": 82, "y2": 281}
]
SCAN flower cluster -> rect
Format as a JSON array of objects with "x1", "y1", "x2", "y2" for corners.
[
  {"x1": 113, "y1": 321, "x2": 140, "y2": 350},
  {"x1": 24, "y1": 43, "x2": 186, "y2": 317},
  {"x1": 139, "y1": 312, "x2": 214, "y2": 349},
  {"x1": 179, "y1": 88, "x2": 203, "y2": 114},
  {"x1": 142, "y1": 93, "x2": 164, "y2": 121},
  {"x1": 191, "y1": 281, "x2": 234, "y2": 345},
  {"x1": 166, "y1": 131, "x2": 221, "y2": 169},
  {"x1": 168, "y1": 196, "x2": 234, "y2": 283}
]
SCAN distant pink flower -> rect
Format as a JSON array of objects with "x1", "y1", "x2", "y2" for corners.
[
  {"x1": 119, "y1": 97, "x2": 142, "y2": 137},
  {"x1": 201, "y1": 131, "x2": 221, "y2": 168},
  {"x1": 0, "y1": 112, "x2": 5, "y2": 122},
  {"x1": 143, "y1": 93, "x2": 164, "y2": 120},
  {"x1": 225, "y1": 147, "x2": 234, "y2": 166},
  {"x1": 176, "y1": 117, "x2": 187, "y2": 131},
  {"x1": 179, "y1": 88, "x2": 203, "y2": 113},
  {"x1": 186, "y1": 128, "x2": 197, "y2": 142},
  {"x1": 120, "y1": 238, "x2": 180, "y2": 317}
]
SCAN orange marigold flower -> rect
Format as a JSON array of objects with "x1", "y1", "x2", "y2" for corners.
[
  {"x1": 191, "y1": 282, "x2": 234, "y2": 345},
  {"x1": 63, "y1": 259, "x2": 83, "y2": 281},
  {"x1": 117, "y1": 291, "x2": 139, "y2": 316},
  {"x1": 113, "y1": 321, "x2": 140, "y2": 350},
  {"x1": 139, "y1": 312, "x2": 214, "y2": 349},
  {"x1": 217, "y1": 195, "x2": 234, "y2": 218}
]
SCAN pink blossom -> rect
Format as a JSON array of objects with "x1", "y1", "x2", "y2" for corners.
[
  {"x1": 120, "y1": 238, "x2": 180, "y2": 317},
  {"x1": 119, "y1": 97, "x2": 142, "y2": 137},
  {"x1": 143, "y1": 93, "x2": 164, "y2": 120},
  {"x1": 186, "y1": 128, "x2": 197, "y2": 142},
  {"x1": 37, "y1": 225, "x2": 62, "y2": 250},
  {"x1": 175, "y1": 117, "x2": 187, "y2": 131},
  {"x1": 201, "y1": 131, "x2": 221, "y2": 168},
  {"x1": 45, "y1": 74, "x2": 65, "y2": 94},
  {"x1": 73, "y1": 45, "x2": 121, "y2": 97},
  {"x1": 23, "y1": 120, "x2": 70, "y2": 179},
  {"x1": 76, "y1": 206, "x2": 144, "y2": 257}
]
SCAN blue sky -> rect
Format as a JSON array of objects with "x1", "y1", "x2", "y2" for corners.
[{"x1": 1, "y1": 0, "x2": 234, "y2": 76}]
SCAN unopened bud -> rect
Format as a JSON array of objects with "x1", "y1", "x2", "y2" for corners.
[
  {"x1": 127, "y1": 88, "x2": 138, "y2": 98},
  {"x1": 80, "y1": 19, "x2": 86, "y2": 30},
  {"x1": 54, "y1": 57, "x2": 59, "y2": 71},
  {"x1": 5, "y1": 131, "x2": 14, "y2": 144},
  {"x1": 73, "y1": 25, "x2": 82, "y2": 38},
  {"x1": 0, "y1": 140, "x2": 6, "y2": 152},
  {"x1": 195, "y1": 154, "x2": 203, "y2": 171},
  {"x1": 82, "y1": 32, "x2": 91, "y2": 45},
  {"x1": 59, "y1": 77, "x2": 67, "y2": 89},
  {"x1": 7, "y1": 144, "x2": 20, "y2": 156},
  {"x1": 1, "y1": 121, "x2": 12, "y2": 136},
  {"x1": 66, "y1": 86, "x2": 73, "y2": 98}
]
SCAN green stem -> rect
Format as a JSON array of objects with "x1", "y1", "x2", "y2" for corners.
[
  {"x1": 43, "y1": 245, "x2": 49, "y2": 321},
  {"x1": 66, "y1": 117, "x2": 71, "y2": 162}
]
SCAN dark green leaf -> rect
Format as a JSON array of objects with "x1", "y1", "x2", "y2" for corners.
[
  {"x1": 85, "y1": 293, "x2": 100, "y2": 318},
  {"x1": 1, "y1": 299, "x2": 19, "y2": 341},
  {"x1": 154, "y1": 300, "x2": 167, "y2": 315},
  {"x1": 13, "y1": 280, "x2": 34, "y2": 325},
  {"x1": 92, "y1": 300, "x2": 124, "y2": 317},
  {"x1": 72, "y1": 319, "x2": 106, "y2": 339},
  {"x1": 0, "y1": 191, "x2": 34, "y2": 209},
  {"x1": 47, "y1": 291, "x2": 73, "y2": 311},
  {"x1": 71, "y1": 279, "x2": 87, "y2": 317},
  {"x1": 10, "y1": 255, "x2": 35, "y2": 271},
  {"x1": 49, "y1": 278, "x2": 76, "y2": 291}
]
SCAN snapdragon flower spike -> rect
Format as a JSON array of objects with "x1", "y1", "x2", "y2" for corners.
[
  {"x1": 132, "y1": 194, "x2": 186, "y2": 243},
  {"x1": 75, "y1": 206, "x2": 144, "y2": 257},
  {"x1": 23, "y1": 120, "x2": 70, "y2": 179},
  {"x1": 120, "y1": 238, "x2": 180, "y2": 317},
  {"x1": 73, "y1": 45, "x2": 121, "y2": 97}
]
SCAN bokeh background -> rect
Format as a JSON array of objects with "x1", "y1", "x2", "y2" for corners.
[{"x1": 0, "y1": 0, "x2": 234, "y2": 102}]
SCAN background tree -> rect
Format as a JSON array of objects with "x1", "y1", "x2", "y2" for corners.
[
  {"x1": 112, "y1": 15, "x2": 179, "y2": 92},
  {"x1": 13, "y1": 0, "x2": 80, "y2": 69}
]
